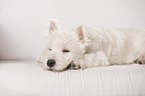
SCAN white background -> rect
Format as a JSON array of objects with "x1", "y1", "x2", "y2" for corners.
[{"x1": 0, "y1": 0, "x2": 145, "y2": 60}]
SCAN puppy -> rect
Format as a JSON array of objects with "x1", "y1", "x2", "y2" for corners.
[{"x1": 38, "y1": 19, "x2": 145, "y2": 71}]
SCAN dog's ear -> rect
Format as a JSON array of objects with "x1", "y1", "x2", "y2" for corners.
[
  {"x1": 48, "y1": 18, "x2": 60, "y2": 33},
  {"x1": 75, "y1": 25, "x2": 86, "y2": 42}
]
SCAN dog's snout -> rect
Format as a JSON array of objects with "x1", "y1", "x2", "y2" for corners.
[{"x1": 47, "y1": 59, "x2": 56, "y2": 67}]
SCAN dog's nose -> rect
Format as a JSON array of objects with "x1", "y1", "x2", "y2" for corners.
[{"x1": 47, "y1": 59, "x2": 56, "y2": 67}]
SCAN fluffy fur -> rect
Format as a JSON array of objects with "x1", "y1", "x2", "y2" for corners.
[{"x1": 38, "y1": 19, "x2": 145, "y2": 71}]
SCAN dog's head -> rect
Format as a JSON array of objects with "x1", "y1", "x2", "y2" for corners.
[{"x1": 38, "y1": 19, "x2": 89, "y2": 71}]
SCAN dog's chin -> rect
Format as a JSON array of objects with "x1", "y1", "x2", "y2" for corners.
[
  {"x1": 47, "y1": 67, "x2": 68, "y2": 72},
  {"x1": 47, "y1": 66, "x2": 70, "y2": 72},
  {"x1": 45, "y1": 65, "x2": 70, "y2": 72}
]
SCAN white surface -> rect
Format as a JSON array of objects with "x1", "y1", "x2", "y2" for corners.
[
  {"x1": 0, "y1": 0, "x2": 145, "y2": 60},
  {"x1": 0, "y1": 61, "x2": 145, "y2": 96}
]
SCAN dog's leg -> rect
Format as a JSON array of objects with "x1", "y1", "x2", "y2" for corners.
[
  {"x1": 86, "y1": 51, "x2": 110, "y2": 67},
  {"x1": 74, "y1": 51, "x2": 110, "y2": 69}
]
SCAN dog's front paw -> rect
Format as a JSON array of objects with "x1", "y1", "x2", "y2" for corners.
[
  {"x1": 72, "y1": 64, "x2": 81, "y2": 70},
  {"x1": 66, "y1": 63, "x2": 81, "y2": 70}
]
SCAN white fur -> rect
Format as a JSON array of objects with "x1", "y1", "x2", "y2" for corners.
[{"x1": 38, "y1": 19, "x2": 145, "y2": 71}]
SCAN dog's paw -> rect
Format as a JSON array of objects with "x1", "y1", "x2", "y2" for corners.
[
  {"x1": 66, "y1": 63, "x2": 81, "y2": 70},
  {"x1": 134, "y1": 58, "x2": 145, "y2": 64}
]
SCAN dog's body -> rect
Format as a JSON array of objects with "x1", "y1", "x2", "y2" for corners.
[{"x1": 38, "y1": 19, "x2": 145, "y2": 71}]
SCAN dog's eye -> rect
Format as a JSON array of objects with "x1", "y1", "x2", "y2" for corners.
[
  {"x1": 62, "y1": 50, "x2": 70, "y2": 52},
  {"x1": 49, "y1": 49, "x2": 52, "y2": 51}
]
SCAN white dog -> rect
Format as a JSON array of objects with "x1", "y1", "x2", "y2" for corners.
[{"x1": 38, "y1": 19, "x2": 145, "y2": 71}]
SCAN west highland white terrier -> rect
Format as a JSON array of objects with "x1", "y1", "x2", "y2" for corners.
[{"x1": 38, "y1": 19, "x2": 145, "y2": 71}]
